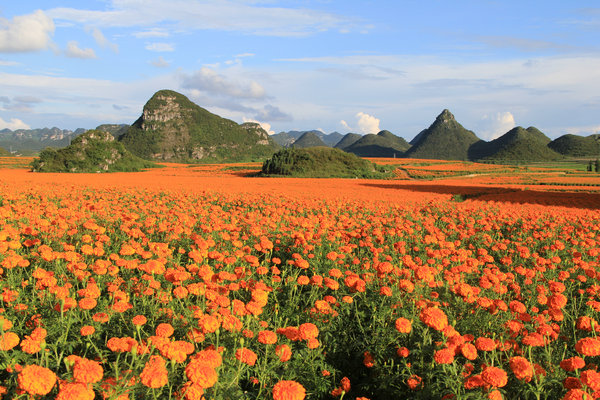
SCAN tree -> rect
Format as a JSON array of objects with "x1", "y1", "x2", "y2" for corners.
[{"x1": 596, "y1": 159, "x2": 600, "y2": 173}]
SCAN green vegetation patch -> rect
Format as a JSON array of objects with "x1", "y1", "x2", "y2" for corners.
[
  {"x1": 261, "y1": 147, "x2": 392, "y2": 178},
  {"x1": 31, "y1": 129, "x2": 158, "y2": 173}
]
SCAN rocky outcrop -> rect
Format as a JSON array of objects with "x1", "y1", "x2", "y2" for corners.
[{"x1": 119, "y1": 90, "x2": 278, "y2": 163}]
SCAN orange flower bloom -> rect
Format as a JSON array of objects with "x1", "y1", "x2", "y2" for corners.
[
  {"x1": 140, "y1": 355, "x2": 169, "y2": 388},
  {"x1": 298, "y1": 323, "x2": 319, "y2": 340},
  {"x1": 72, "y1": 357, "x2": 104, "y2": 384},
  {"x1": 80, "y1": 325, "x2": 95, "y2": 336},
  {"x1": 0, "y1": 332, "x2": 20, "y2": 350},
  {"x1": 475, "y1": 337, "x2": 497, "y2": 352},
  {"x1": 190, "y1": 348, "x2": 223, "y2": 368},
  {"x1": 419, "y1": 307, "x2": 448, "y2": 331},
  {"x1": 235, "y1": 347, "x2": 257, "y2": 366},
  {"x1": 56, "y1": 382, "x2": 95, "y2": 400},
  {"x1": 258, "y1": 330, "x2": 278, "y2": 345},
  {"x1": 275, "y1": 344, "x2": 292, "y2": 362},
  {"x1": 560, "y1": 356, "x2": 586, "y2": 372},
  {"x1": 434, "y1": 347, "x2": 455, "y2": 364},
  {"x1": 509, "y1": 356, "x2": 534, "y2": 381},
  {"x1": 481, "y1": 366, "x2": 508, "y2": 388},
  {"x1": 18, "y1": 364, "x2": 57, "y2": 396},
  {"x1": 155, "y1": 323, "x2": 174, "y2": 338},
  {"x1": 394, "y1": 317, "x2": 412, "y2": 334},
  {"x1": 576, "y1": 337, "x2": 600, "y2": 357},
  {"x1": 132, "y1": 315, "x2": 147, "y2": 326},
  {"x1": 460, "y1": 343, "x2": 478, "y2": 361},
  {"x1": 272, "y1": 380, "x2": 306, "y2": 400},
  {"x1": 185, "y1": 362, "x2": 218, "y2": 388},
  {"x1": 363, "y1": 351, "x2": 375, "y2": 368}
]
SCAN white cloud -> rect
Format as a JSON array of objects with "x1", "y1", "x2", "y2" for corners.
[
  {"x1": 65, "y1": 41, "x2": 97, "y2": 59},
  {"x1": 0, "y1": 117, "x2": 30, "y2": 130},
  {"x1": 356, "y1": 112, "x2": 380, "y2": 134},
  {"x1": 47, "y1": 0, "x2": 356, "y2": 37},
  {"x1": 133, "y1": 28, "x2": 170, "y2": 38},
  {"x1": 181, "y1": 67, "x2": 266, "y2": 99},
  {"x1": 479, "y1": 112, "x2": 516, "y2": 140},
  {"x1": 90, "y1": 27, "x2": 118, "y2": 53},
  {"x1": 0, "y1": 59, "x2": 19, "y2": 66},
  {"x1": 0, "y1": 10, "x2": 55, "y2": 53},
  {"x1": 340, "y1": 119, "x2": 352, "y2": 132},
  {"x1": 150, "y1": 56, "x2": 170, "y2": 68},
  {"x1": 242, "y1": 117, "x2": 274, "y2": 135},
  {"x1": 145, "y1": 42, "x2": 174, "y2": 52}
]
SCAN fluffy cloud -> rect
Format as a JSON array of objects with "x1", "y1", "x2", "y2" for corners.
[
  {"x1": 145, "y1": 42, "x2": 174, "y2": 52},
  {"x1": 0, "y1": 10, "x2": 55, "y2": 53},
  {"x1": 0, "y1": 117, "x2": 30, "y2": 130},
  {"x1": 254, "y1": 104, "x2": 292, "y2": 122},
  {"x1": 339, "y1": 112, "x2": 380, "y2": 134},
  {"x1": 242, "y1": 117, "x2": 274, "y2": 135},
  {"x1": 150, "y1": 56, "x2": 170, "y2": 68},
  {"x1": 356, "y1": 112, "x2": 380, "y2": 134},
  {"x1": 181, "y1": 67, "x2": 266, "y2": 99},
  {"x1": 47, "y1": 0, "x2": 355, "y2": 37},
  {"x1": 65, "y1": 41, "x2": 96, "y2": 59},
  {"x1": 90, "y1": 27, "x2": 119, "y2": 53},
  {"x1": 479, "y1": 111, "x2": 516, "y2": 140}
]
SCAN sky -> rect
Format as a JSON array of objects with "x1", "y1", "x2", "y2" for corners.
[{"x1": 1, "y1": 1, "x2": 600, "y2": 141}]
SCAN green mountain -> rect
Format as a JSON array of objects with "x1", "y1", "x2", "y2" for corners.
[
  {"x1": 346, "y1": 130, "x2": 410, "y2": 157},
  {"x1": 334, "y1": 133, "x2": 362, "y2": 150},
  {"x1": 119, "y1": 90, "x2": 278, "y2": 162},
  {"x1": 470, "y1": 126, "x2": 562, "y2": 161},
  {"x1": 271, "y1": 131, "x2": 296, "y2": 147},
  {"x1": 405, "y1": 109, "x2": 480, "y2": 160},
  {"x1": 291, "y1": 131, "x2": 328, "y2": 148},
  {"x1": 548, "y1": 134, "x2": 600, "y2": 157},
  {"x1": 322, "y1": 131, "x2": 344, "y2": 147},
  {"x1": 0, "y1": 146, "x2": 10, "y2": 156},
  {"x1": 31, "y1": 129, "x2": 157, "y2": 173},
  {"x1": 261, "y1": 147, "x2": 390, "y2": 178},
  {"x1": 0, "y1": 127, "x2": 85, "y2": 154},
  {"x1": 96, "y1": 124, "x2": 130, "y2": 138}
]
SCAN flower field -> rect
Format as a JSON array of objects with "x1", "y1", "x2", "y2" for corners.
[{"x1": 1, "y1": 163, "x2": 600, "y2": 399}]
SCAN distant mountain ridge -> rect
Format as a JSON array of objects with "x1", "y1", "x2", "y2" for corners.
[
  {"x1": 291, "y1": 131, "x2": 327, "y2": 148},
  {"x1": 272, "y1": 130, "x2": 344, "y2": 147},
  {"x1": 345, "y1": 130, "x2": 410, "y2": 157},
  {"x1": 0, "y1": 127, "x2": 86, "y2": 154}
]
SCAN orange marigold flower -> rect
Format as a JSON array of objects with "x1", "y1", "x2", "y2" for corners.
[
  {"x1": 272, "y1": 380, "x2": 306, "y2": 400},
  {"x1": 18, "y1": 364, "x2": 57, "y2": 396},
  {"x1": 581, "y1": 369, "x2": 600, "y2": 391},
  {"x1": 407, "y1": 374, "x2": 422, "y2": 390},
  {"x1": 190, "y1": 348, "x2": 223, "y2": 368},
  {"x1": 56, "y1": 382, "x2": 95, "y2": 400},
  {"x1": 258, "y1": 330, "x2": 278, "y2": 345},
  {"x1": 460, "y1": 343, "x2": 478, "y2": 361},
  {"x1": 562, "y1": 389, "x2": 592, "y2": 400},
  {"x1": 132, "y1": 315, "x2": 147, "y2": 326},
  {"x1": 509, "y1": 356, "x2": 534, "y2": 381},
  {"x1": 0, "y1": 332, "x2": 20, "y2": 350},
  {"x1": 395, "y1": 317, "x2": 412, "y2": 334},
  {"x1": 576, "y1": 337, "x2": 600, "y2": 357},
  {"x1": 363, "y1": 351, "x2": 375, "y2": 368},
  {"x1": 397, "y1": 347, "x2": 409, "y2": 358},
  {"x1": 481, "y1": 366, "x2": 508, "y2": 388},
  {"x1": 20, "y1": 337, "x2": 42, "y2": 354},
  {"x1": 298, "y1": 323, "x2": 319, "y2": 340},
  {"x1": 235, "y1": 347, "x2": 257, "y2": 366},
  {"x1": 180, "y1": 381, "x2": 205, "y2": 400},
  {"x1": 78, "y1": 297, "x2": 97, "y2": 310},
  {"x1": 80, "y1": 325, "x2": 95, "y2": 336},
  {"x1": 72, "y1": 358, "x2": 103, "y2": 384},
  {"x1": 155, "y1": 323, "x2": 174, "y2": 338},
  {"x1": 434, "y1": 347, "x2": 455, "y2": 364},
  {"x1": 419, "y1": 307, "x2": 448, "y2": 331},
  {"x1": 275, "y1": 344, "x2": 292, "y2": 362},
  {"x1": 475, "y1": 337, "x2": 497, "y2": 352},
  {"x1": 561, "y1": 356, "x2": 586, "y2": 372},
  {"x1": 140, "y1": 355, "x2": 169, "y2": 388},
  {"x1": 185, "y1": 362, "x2": 218, "y2": 388}
]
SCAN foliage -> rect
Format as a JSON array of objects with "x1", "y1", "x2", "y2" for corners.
[
  {"x1": 334, "y1": 133, "x2": 362, "y2": 151},
  {"x1": 119, "y1": 90, "x2": 278, "y2": 163},
  {"x1": 471, "y1": 127, "x2": 562, "y2": 162},
  {"x1": 291, "y1": 132, "x2": 327, "y2": 148},
  {"x1": 549, "y1": 134, "x2": 600, "y2": 157},
  {"x1": 261, "y1": 147, "x2": 392, "y2": 178},
  {"x1": 30, "y1": 129, "x2": 158, "y2": 173},
  {"x1": 345, "y1": 130, "x2": 411, "y2": 158},
  {"x1": 405, "y1": 109, "x2": 480, "y2": 160},
  {"x1": 0, "y1": 146, "x2": 10, "y2": 156}
]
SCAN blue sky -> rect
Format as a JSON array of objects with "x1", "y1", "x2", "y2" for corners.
[{"x1": 1, "y1": 1, "x2": 600, "y2": 140}]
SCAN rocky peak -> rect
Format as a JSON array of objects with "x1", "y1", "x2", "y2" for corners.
[{"x1": 435, "y1": 109, "x2": 456, "y2": 124}]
